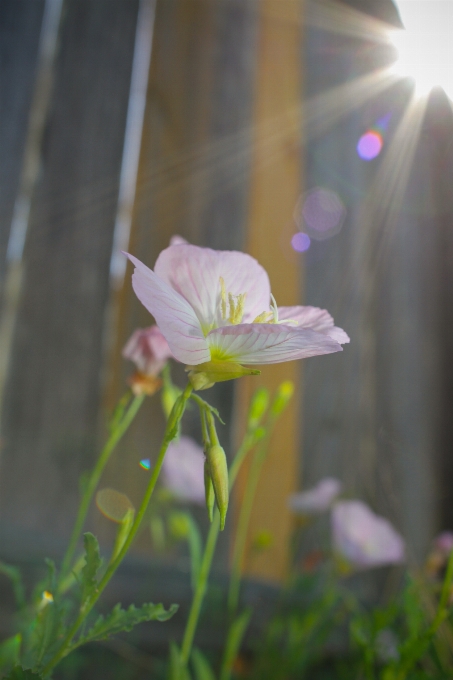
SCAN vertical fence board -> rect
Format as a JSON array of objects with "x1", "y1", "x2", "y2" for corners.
[
  {"x1": 0, "y1": 0, "x2": 139, "y2": 537},
  {"x1": 0, "y1": 0, "x2": 45, "y2": 293}
]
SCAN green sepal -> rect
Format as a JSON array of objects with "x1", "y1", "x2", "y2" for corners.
[
  {"x1": 204, "y1": 461, "x2": 215, "y2": 523},
  {"x1": 187, "y1": 361, "x2": 260, "y2": 390},
  {"x1": 206, "y1": 445, "x2": 229, "y2": 530}
]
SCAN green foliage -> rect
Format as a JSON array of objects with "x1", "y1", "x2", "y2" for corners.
[
  {"x1": 4, "y1": 668, "x2": 43, "y2": 680},
  {"x1": 220, "y1": 608, "x2": 252, "y2": 680},
  {"x1": 0, "y1": 635, "x2": 21, "y2": 675},
  {"x1": 191, "y1": 648, "x2": 216, "y2": 680},
  {"x1": 75, "y1": 602, "x2": 178, "y2": 647},
  {"x1": 80, "y1": 533, "x2": 101, "y2": 606},
  {"x1": 169, "y1": 642, "x2": 192, "y2": 680},
  {"x1": 0, "y1": 563, "x2": 26, "y2": 610}
]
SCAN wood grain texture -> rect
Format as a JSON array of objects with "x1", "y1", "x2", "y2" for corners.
[
  {"x1": 0, "y1": 0, "x2": 139, "y2": 536},
  {"x1": 234, "y1": 0, "x2": 303, "y2": 582},
  {"x1": 0, "y1": 0, "x2": 45, "y2": 295}
]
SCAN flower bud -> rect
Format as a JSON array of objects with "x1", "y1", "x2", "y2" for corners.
[
  {"x1": 247, "y1": 388, "x2": 270, "y2": 430},
  {"x1": 204, "y1": 460, "x2": 215, "y2": 522},
  {"x1": 270, "y1": 380, "x2": 294, "y2": 416},
  {"x1": 206, "y1": 445, "x2": 229, "y2": 530}
]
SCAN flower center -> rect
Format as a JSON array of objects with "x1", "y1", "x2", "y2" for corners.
[{"x1": 219, "y1": 277, "x2": 246, "y2": 325}]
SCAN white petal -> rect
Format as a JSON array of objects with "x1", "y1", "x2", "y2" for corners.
[
  {"x1": 278, "y1": 305, "x2": 350, "y2": 344},
  {"x1": 207, "y1": 323, "x2": 343, "y2": 364},
  {"x1": 126, "y1": 254, "x2": 210, "y2": 365},
  {"x1": 154, "y1": 244, "x2": 271, "y2": 331}
]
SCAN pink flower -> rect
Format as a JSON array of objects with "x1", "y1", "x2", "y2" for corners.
[
  {"x1": 122, "y1": 325, "x2": 173, "y2": 376},
  {"x1": 125, "y1": 244, "x2": 349, "y2": 385},
  {"x1": 332, "y1": 501, "x2": 405, "y2": 569},
  {"x1": 162, "y1": 436, "x2": 205, "y2": 504},
  {"x1": 434, "y1": 531, "x2": 453, "y2": 556},
  {"x1": 288, "y1": 477, "x2": 342, "y2": 514}
]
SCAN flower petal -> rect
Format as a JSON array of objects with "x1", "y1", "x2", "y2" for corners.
[
  {"x1": 154, "y1": 244, "x2": 271, "y2": 332},
  {"x1": 206, "y1": 323, "x2": 343, "y2": 364},
  {"x1": 278, "y1": 305, "x2": 350, "y2": 344},
  {"x1": 332, "y1": 501, "x2": 405, "y2": 568},
  {"x1": 126, "y1": 254, "x2": 210, "y2": 364},
  {"x1": 288, "y1": 478, "x2": 342, "y2": 515},
  {"x1": 163, "y1": 436, "x2": 205, "y2": 504}
]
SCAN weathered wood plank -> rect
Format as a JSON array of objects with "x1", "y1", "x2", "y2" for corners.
[
  {"x1": 0, "y1": 0, "x2": 139, "y2": 537},
  {"x1": 234, "y1": 0, "x2": 304, "y2": 582},
  {"x1": 0, "y1": 0, "x2": 45, "y2": 293}
]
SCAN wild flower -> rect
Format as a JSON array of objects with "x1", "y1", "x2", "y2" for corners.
[
  {"x1": 332, "y1": 500, "x2": 405, "y2": 569},
  {"x1": 122, "y1": 325, "x2": 173, "y2": 395},
  {"x1": 288, "y1": 477, "x2": 342, "y2": 514},
  {"x1": 162, "y1": 436, "x2": 205, "y2": 505},
  {"x1": 125, "y1": 243, "x2": 349, "y2": 388}
]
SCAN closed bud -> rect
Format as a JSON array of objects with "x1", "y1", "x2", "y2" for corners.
[
  {"x1": 206, "y1": 445, "x2": 229, "y2": 530},
  {"x1": 204, "y1": 460, "x2": 215, "y2": 522},
  {"x1": 270, "y1": 380, "x2": 294, "y2": 416},
  {"x1": 247, "y1": 387, "x2": 270, "y2": 430}
]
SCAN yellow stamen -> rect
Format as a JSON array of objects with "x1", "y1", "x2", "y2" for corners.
[
  {"x1": 228, "y1": 292, "x2": 246, "y2": 325},
  {"x1": 253, "y1": 311, "x2": 273, "y2": 324},
  {"x1": 219, "y1": 277, "x2": 227, "y2": 320}
]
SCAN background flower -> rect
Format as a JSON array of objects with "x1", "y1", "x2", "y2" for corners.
[
  {"x1": 122, "y1": 325, "x2": 173, "y2": 376},
  {"x1": 162, "y1": 436, "x2": 205, "y2": 505},
  {"x1": 288, "y1": 477, "x2": 342, "y2": 514},
  {"x1": 332, "y1": 500, "x2": 405, "y2": 569}
]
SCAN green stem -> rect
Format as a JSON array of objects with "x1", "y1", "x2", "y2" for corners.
[
  {"x1": 60, "y1": 393, "x2": 145, "y2": 578},
  {"x1": 42, "y1": 384, "x2": 192, "y2": 678},
  {"x1": 179, "y1": 430, "x2": 258, "y2": 667},
  {"x1": 180, "y1": 512, "x2": 220, "y2": 665},
  {"x1": 227, "y1": 416, "x2": 279, "y2": 617}
]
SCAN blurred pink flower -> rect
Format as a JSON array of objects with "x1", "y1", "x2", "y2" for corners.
[
  {"x1": 288, "y1": 477, "x2": 342, "y2": 514},
  {"x1": 434, "y1": 531, "x2": 453, "y2": 556},
  {"x1": 162, "y1": 436, "x2": 205, "y2": 505},
  {"x1": 332, "y1": 501, "x2": 405, "y2": 569},
  {"x1": 122, "y1": 325, "x2": 173, "y2": 376},
  {"x1": 125, "y1": 245, "x2": 349, "y2": 379}
]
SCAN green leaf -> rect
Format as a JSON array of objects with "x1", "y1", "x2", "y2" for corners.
[
  {"x1": 77, "y1": 602, "x2": 178, "y2": 645},
  {"x1": 191, "y1": 648, "x2": 216, "y2": 680},
  {"x1": 169, "y1": 643, "x2": 192, "y2": 680},
  {"x1": 4, "y1": 668, "x2": 43, "y2": 680},
  {"x1": 0, "y1": 562, "x2": 26, "y2": 609},
  {"x1": 219, "y1": 608, "x2": 252, "y2": 680},
  {"x1": 80, "y1": 533, "x2": 101, "y2": 605},
  {"x1": 0, "y1": 634, "x2": 21, "y2": 674}
]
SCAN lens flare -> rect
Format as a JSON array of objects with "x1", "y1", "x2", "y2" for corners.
[
  {"x1": 139, "y1": 458, "x2": 151, "y2": 470},
  {"x1": 390, "y1": 2, "x2": 453, "y2": 100},
  {"x1": 295, "y1": 188, "x2": 346, "y2": 241},
  {"x1": 96, "y1": 488, "x2": 135, "y2": 523},
  {"x1": 357, "y1": 131, "x2": 383, "y2": 160},
  {"x1": 291, "y1": 232, "x2": 311, "y2": 252}
]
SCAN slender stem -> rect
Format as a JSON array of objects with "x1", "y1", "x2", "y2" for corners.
[
  {"x1": 179, "y1": 430, "x2": 258, "y2": 667},
  {"x1": 227, "y1": 418, "x2": 278, "y2": 616},
  {"x1": 42, "y1": 384, "x2": 192, "y2": 678},
  {"x1": 180, "y1": 513, "x2": 220, "y2": 664},
  {"x1": 60, "y1": 393, "x2": 145, "y2": 578}
]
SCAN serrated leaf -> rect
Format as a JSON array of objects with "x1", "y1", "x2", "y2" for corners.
[
  {"x1": 191, "y1": 648, "x2": 216, "y2": 680},
  {"x1": 0, "y1": 634, "x2": 21, "y2": 674},
  {"x1": 4, "y1": 668, "x2": 43, "y2": 680},
  {"x1": 78, "y1": 602, "x2": 178, "y2": 645},
  {"x1": 80, "y1": 533, "x2": 101, "y2": 604}
]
